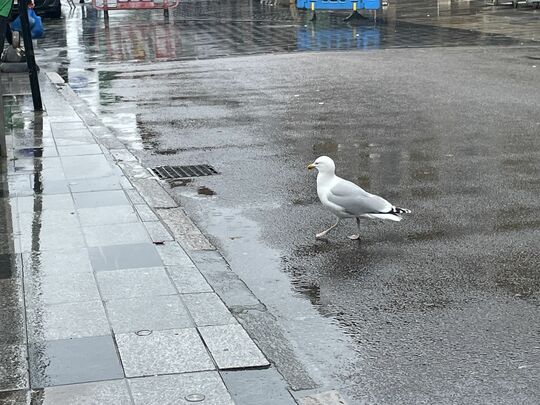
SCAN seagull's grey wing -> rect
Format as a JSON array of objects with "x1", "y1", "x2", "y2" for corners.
[{"x1": 328, "y1": 179, "x2": 392, "y2": 216}]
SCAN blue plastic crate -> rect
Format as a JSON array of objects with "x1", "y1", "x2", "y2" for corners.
[{"x1": 296, "y1": 0, "x2": 381, "y2": 11}]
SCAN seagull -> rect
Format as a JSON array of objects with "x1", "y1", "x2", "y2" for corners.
[{"x1": 307, "y1": 156, "x2": 411, "y2": 240}]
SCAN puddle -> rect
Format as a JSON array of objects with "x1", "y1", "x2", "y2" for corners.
[{"x1": 197, "y1": 186, "x2": 216, "y2": 196}]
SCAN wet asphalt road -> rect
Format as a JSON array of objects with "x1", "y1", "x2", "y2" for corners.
[{"x1": 35, "y1": 1, "x2": 540, "y2": 403}]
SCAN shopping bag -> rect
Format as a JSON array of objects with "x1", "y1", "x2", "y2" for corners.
[{"x1": 10, "y1": 9, "x2": 44, "y2": 39}]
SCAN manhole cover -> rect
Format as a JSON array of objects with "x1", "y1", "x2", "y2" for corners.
[
  {"x1": 149, "y1": 165, "x2": 218, "y2": 180},
  {"x1": 185, "y1": 393, "x2": 205, "y2": 402}
]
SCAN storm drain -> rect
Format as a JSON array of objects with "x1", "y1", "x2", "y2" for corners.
[{"x1": 149, "y1": 165, "x2": 219, "y2": 180}]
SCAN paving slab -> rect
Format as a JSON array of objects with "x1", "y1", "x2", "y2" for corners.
[
  {"x1": 61, "y1": 155, "x2": 113, "y2": 180},
  {"x1": 97, "y1": 267, "x2": 175, "y2": 300},
  {"x1": 68, "y1": 176, "x2": 125, "y2": 193},
  {"x1": 0, "y1": 278, "x2": 24, "y2": 310},
  {"x1": 155, "y1": 242, "x2": 192, "y2": 266},
  {"x1": 77, "y1": 205, "x2": 139, "y2": 227},
  {"x1": 88, "y1": 243, "x2": 163, "y2": 272},
  {"x1": 17, "y1": 194, "x2": 74, "y2": 214},
  {"x1": 143, "y1": 221, "x2": 174, "y2": 243},
  {"x1": 0, "y1": 344, "x2": 29, "y2": 391},
  {"x1": 24, "y1": 271, "x2": 100, "y2": 306},
  {"x1": 73, "y1": 190, "x2": 130, "y2": 209},
  {"x1": 105, "y1": 294, "x2": 193, "y2": 333},
  {"x1": 199, "y1": 324, "x2": 269, "y2": 370},
  {"x1": 168, "y1": 265, "x2": 213, "y2": 294},
  {"x1": 18, "y1": 209, "x2": 80, "y2": 231},
  {"x1": 29, "y1": 336, "x2": 123, "y2": 388},
  {"x1": 19, "y1": 225, "x2": 86, "y2": 253},
  {"x1": 183, "y1": 293, "x2": 236, "y2": 327},
  {"x1": 296, "y1": 390, "x2": 349, "y2": 405},
  {"x1": 56, "y1": 144, "x2": 102, "y2": 157},
  {"x1": 221, "y1": 368, "x2": 297, "y2": 405},
  {"x1": 156, "y1": 208, "x2": 214, "y2": 251},
  {"x1": 41, "y1": 379, "x2": 132, "y2": 405},
  {"x1": 116, "y1": 328, "x2": 214, "y2": 377},
  {"x1": 22, "y1": 248, "x2": 93, "y2": 277},
  {"x1": 134, "y1": 204, "x2": 158, "y2": 222},
  {"x1": 82, "y1": 222, "x2": 151, "y2": 247},
  {"x1": 129, "y1": 372, "x2": 234, "y2": 405},
  {"x1": 131, "y1": 178, "x2": 177, "y2": 209},
  {"x1": 0, "y1": 308, "x2": 26, "y2": 344},
  {"x1": 0, "y1": 389, "x2": 30, "y2": 404},
  {"x1": 26, "y1": 300, "x2": 110, "y2": 342}
]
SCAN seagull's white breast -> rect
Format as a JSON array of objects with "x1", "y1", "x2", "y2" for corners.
[{"x1": 316, "y1": 173, "x2": 350, "y2": 218}]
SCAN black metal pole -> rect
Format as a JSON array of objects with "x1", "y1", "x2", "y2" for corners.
[{"x1": 18, "y1": 0, "x2": 42, "y2": 111}]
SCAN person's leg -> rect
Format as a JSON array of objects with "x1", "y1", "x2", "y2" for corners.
[{"x1": 0, "y1": 16, "x2": 9, "y2": 56}]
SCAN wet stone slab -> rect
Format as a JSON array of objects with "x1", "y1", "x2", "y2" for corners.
[
  {"x1": 56, "y1": 144, "x2": 102, "y2": 157},
  {"x1": 41, "y1": 380, "x2": 132, "y2": 405},
  {"x1": 296, "y1": 390, "x2": 350, "y2": 405},
  {"x1": 17, "y1": 194, "x2": 74, "y2": 214},
  {"x1": 168, "y1": 265, "x2": 213, "y2": 294},
  {"x1": 0, "y1": 308, "x2": 26, "y2": 344},
  {"x1": 131, "y1": 178, "x2": 177, "y2": 209},
  {"x1": 61, "y1": 155, "x2": 114, "y2": 180},
  {"x1": 82, "y1": 222, "x2": 151, "y2": 247},
  {"x1": 128, "y1": 371, "x2": 234, "y2": 405},
  {"x1": 116, "y1": 328, "x2": 215, "y2": 377},
  {"x1": 88, "y1": 243, "x2": 163, "y2": 272},
  {"x1": 73, "y1": 190, "x2": 130, "y2": 209},
  {"x1": 199, "y1": 324, "x2": 269, "y2": 370},
  {"x1": 221, "y1": 368, "x2": 297, "y2": 405},
  {"x1": 105, "y1": 294, "x2": 193, "y2": 334},
  {"x1": 143, "y1": 221, "x2": 174, "y2": 243},
  {"x1": 19, "y1": 226, "x2": 86, "y2": 253},
  {"x1": 96, "y1": 267, "x2": 175, "y2": 300},
  {"x1": 156, "y1": 208, "x2": 214, "y2": 251},
  {"x1": 24, "y1": 271, "x2": 101, "y2": 307},
  {"x1": 155, "y1": 242, "x2": 192, "y2": 266},
  {"x1": 77, "y1": 206, "x2": 139, "y2": 227},
  {"x1": 22, "y1": 249, "x2": 93, "y2": 277},
  {"x1": 68, "y1": 176, "x2": 126, "y2": 193},
  {"x1": 182, "y1": 293, "x2": 236, "y2": 327},
  {"x1": 26, "y1": 301, "x2": 110, "y2": 343},
  {"x1": 134, "y1": 204, "x2": 158, "y2": 222},
  {"x1": 0, "y1": 254, "x2": 23, "y2": 280},
  {"x1": 29, "y1": 336, "x2": 123, "y2": 388},
  {"x1": 0, "y1": 278, "x2": 24, "y2": 310},
  {"x1": 0, "y1": 344, "x2": 29, "y2": 391},
  {"x1": 0, "y1": 389, "x2": 30, "y2": 405},
  {"x1": 18, "y1": 209, "x2": 80, "y2": 232}
]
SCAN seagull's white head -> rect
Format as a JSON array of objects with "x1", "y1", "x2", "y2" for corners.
[{"x1": 307, "y1": 156, "x2": 335, "y2": 174}]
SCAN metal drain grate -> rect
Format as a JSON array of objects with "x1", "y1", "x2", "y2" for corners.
[{"x1": 149, "y1": 165, "x2": 219, "y2": 180}]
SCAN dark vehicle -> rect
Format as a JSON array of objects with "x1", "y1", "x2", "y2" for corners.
[{"x1": 12, "y1": 0, "x2": 62, "y2": 19}]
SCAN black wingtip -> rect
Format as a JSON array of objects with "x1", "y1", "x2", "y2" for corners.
[{"x1": 390, "y1": 207, "x2": 411, "y2": 215}]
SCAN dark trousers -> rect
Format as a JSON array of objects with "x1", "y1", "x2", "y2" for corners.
[{"x1": 0, "y1": 14, "x2": 13, "y2": 56}]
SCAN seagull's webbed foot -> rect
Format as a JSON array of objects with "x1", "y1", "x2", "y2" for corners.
[{"x1": 348, "y1": 234, "x2": 360, "y2": 240}]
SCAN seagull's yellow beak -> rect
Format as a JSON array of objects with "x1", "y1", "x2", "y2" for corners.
[{"x1": 307, "y1": 163, "x2": 316, "y2": 170}]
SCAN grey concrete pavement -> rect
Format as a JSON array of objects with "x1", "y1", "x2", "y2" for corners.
[{"x1": 0, "y1": 72, "x2": 280, "y2": 404}]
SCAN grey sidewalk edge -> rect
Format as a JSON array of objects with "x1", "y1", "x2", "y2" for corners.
[{"x1": 41, "y1": 72, "x2": 305, "y2": 403}]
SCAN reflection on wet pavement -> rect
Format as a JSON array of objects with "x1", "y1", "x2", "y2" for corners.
[{"x1": 32, "y1": 0, "x2": 540, "y2": 151}]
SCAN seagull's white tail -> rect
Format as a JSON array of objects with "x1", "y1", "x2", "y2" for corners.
[
  {"x1": 364, "y1": 213, "x2": 403, "y2": 222},
  {"x1": 362, "y1": 206, "x2": 411, "y2": 222}
]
